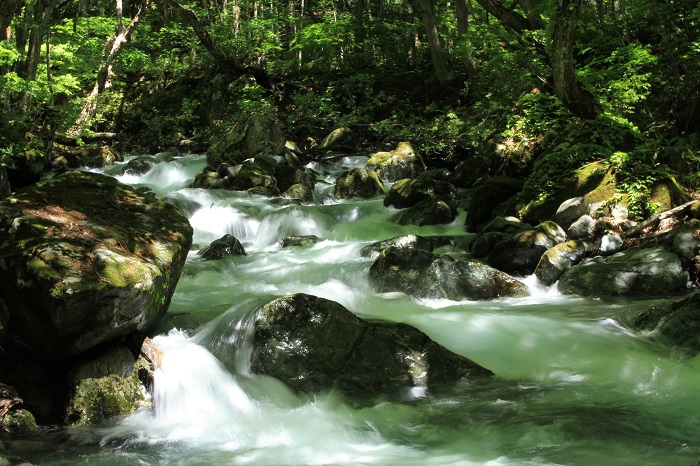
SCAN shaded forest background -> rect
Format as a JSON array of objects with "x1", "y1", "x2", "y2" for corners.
[{"x1": 1, "y1": 0, "x2": 699, "y2": 218}]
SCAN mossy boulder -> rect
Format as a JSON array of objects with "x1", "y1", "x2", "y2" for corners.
[
  {"x1": 384, "y1": 177, "x2": 456, "y2": 209},
  {"x1": 0, "y1": 171, "x2": 192, "y2": 364},
  {"x1": 535, "y1": 240, "x2": 592, "y2": 286},
  {"x1": 64, "y1": 345, "x2": 148, "y2": 426},
  {"x1": 334, "y1": 168, "x2": 386, "y2": 199},
  {"x1": 318, "y1": 127, "x2": 353, "y2": 150},
  {"x1": 366, "y1": 142, "x2": 427, "y2": 182},
  {"x1": 369, "y1": 243, "x2": 528, "y2": 300},
  {"x1": 390, "y1": 197, "x2": 457, "y2": 226},
  {"x1": 634, "y1": 291, "x2": 700, "y2": 354},
  {"x1": 250, "y1": 293, "x2": 492, "y2": 396},
  {"x1": 558, "y1": 247, "x2": 688, "y2": 296}
]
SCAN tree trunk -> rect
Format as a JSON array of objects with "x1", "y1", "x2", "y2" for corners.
[
  {"x1": 473, "y1": 0, "x2": 531, "y2": 34},
  {"x1": 455, "y1": 0, "x2": 477, "y2": 82},
  {"x1": 551, "y1": 0, "x2": 597, "y2": 119},
  {"x1": 171, "y1": 0, "x2": 271, "y2": 88},
  {"x1": 69, "y1": 0, "x2": 146, "y2": 135},
  {"x1": 418, "y1": 0, "x2": 453, "y2": 90}
]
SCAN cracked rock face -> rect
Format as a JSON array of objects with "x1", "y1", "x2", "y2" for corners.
[{"x1": 250, "y1": 293, "x2": 492, "y2": 397}]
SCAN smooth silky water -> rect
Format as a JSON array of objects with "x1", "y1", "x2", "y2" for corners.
[{"x1": 8, "y1": 154, "x2": 700, "y2": 465}]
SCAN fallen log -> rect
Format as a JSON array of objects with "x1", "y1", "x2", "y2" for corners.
[{"x1": 623, "y1": 200, "x2": 698, "y2": 238}]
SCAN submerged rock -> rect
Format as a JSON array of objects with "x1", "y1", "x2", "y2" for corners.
[
  {"x1": 369, "y1": 243, "x2": 528, "y2": 300},
  {"x1": 0, "y1": 171, "x2": 192, "y2": 364},
  {"x1": 558, "y1": 247, "x2": 688, "y2": 296},
  {"x1": 634, "y1": 291, "x2": 700, "y2": 354},
  {"x1": 250, "y1": 294, "x2": 492, "y2": 396}
]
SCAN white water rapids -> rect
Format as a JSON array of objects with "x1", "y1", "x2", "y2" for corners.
[{"x1": 10, "y1": 153, "x2": 700, "y2": 465}]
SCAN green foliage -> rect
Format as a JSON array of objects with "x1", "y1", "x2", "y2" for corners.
[
  {"x1": 607, "y1": 150, "x2": 665, "y2": 219},
  {"x1": 580, "y1": 43, "x2": 657, "y2": 116}
]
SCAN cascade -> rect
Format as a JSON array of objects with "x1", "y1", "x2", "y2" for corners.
[{"x1": 8, "y1": 153, "x2": 700, "y2": 466}]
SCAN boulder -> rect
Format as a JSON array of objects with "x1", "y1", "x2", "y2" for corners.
[
  {"x1": 567, "y1": 214, "x2": 597, "y2": 240},
  {"x1": 558, "y1": 247, "x2": 688, "y2": 296},
  {"x1": 366, "y1": 142, "x2": 427, "y2": 182},
  {"x1": 369, "y1": 244, "x2": 528, "y2": 300},
  {"x1": 384, "y1": 177, "x2": 456, "y2": 209},
  {"x1": 282, "y1": 183, "x2": 314, "y2": 204},
  {"x1": 596, "y1": 234, "x2": 623, "y2": 255},
  {"x1": 535, "y1": 240, "x2": 592, "y2": 286},
  {"x1": 198, "y1": 234, "x2": 246, "y2": 260},
  {"x1": 555, "y1": 197, "x2": 589, "y2": 230},
  {"x1": 390, "y1": 197, "x2": 457, "y2": 226},
  {"x1": 4, "y1": 148, "x2": 49, "y2": 189},
  {"x1": 359, "y1": 234, "x2": 436, "y2": 258},
  {"x1": 466, "y1": 176, "x2": 523, "y2": 232},
  {"x1": 64, "y1": 345, "x2": 148, "y2": 426},
  {"x1": 250, "y1": 294, "x2": 492, "y2": 396},
  {"x1": 334, "y1": 168, "x2": 386, "y2": 199},
  {"x1": 122, "y1": 156, "x2": 156, "y2": 175},
  {"x1": 318, "y1": 127, "x2": 353, "y2": 151},
  {"x1": 0, "y1": 171, "x2": 192, "y2": 364},
  {"x1": 634, "y1": 291, "x2": 700, "y2": 354},
  {"x1": 487, "y1": 221, "x2": 567, "y2": 276}
]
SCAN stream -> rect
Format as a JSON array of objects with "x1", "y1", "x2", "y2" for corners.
[{"x1": 8, "y1": 153, "x2": 700, "y2": 465}]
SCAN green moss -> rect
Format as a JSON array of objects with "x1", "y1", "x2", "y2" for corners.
[
  {"x1": 98, "y1": 250, "x2": 159, "y2": 289},
  {"x1": 66, "y1": 374, "x2": 146, "y2": 426}
]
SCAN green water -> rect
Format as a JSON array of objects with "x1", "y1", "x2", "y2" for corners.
[{"x1": 6, "y1": 155, "x2": 700, "y2": 465}]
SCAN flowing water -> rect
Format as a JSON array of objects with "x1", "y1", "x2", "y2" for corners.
[{"x1": 7, "y1": 154, "x2": 700, "y2": 465}]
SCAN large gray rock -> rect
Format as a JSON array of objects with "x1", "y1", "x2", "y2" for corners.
[
  {"x1": 250, "y1": 294, "x2": 492, "y2": 396},
  {"x1": 555, "y1": 197, "x2": 589, "y2": 230},
  {"x1": 535, "y1": 240, "x2": 592, "y2": 286},
  {"x1": 567, "y1": 214, "x2": 597, "y2": 240},
  {"x1": 0, "y1": 171, "x2": 192, "y2": 364},
  {"x1": 558, "y1": 247, "x2": 688, "y2": 296},
  {"x1": 334, "y1": 168, "x2": 386, "y2": 199},
  {"x1": 634, "y1": 291, "x2": 700, "y2": 354},
  {"x1": 487, "y1": 221, "x2": 567, "y2": 276},
  {"x1": 366, "y1": 142, "x2": 427, "y2": 182},
  {"x1": 369, "y1": 244, "x2": 528, "y2": 300}
]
